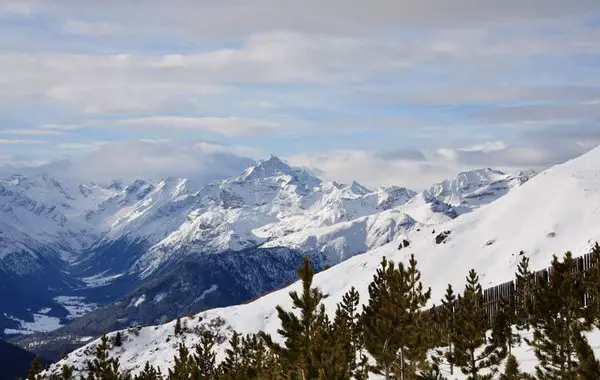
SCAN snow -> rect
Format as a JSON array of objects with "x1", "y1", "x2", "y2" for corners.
[
  {"x1": 1, "y1": 156, "x2": 524, "y2": 282},
  {"x1": 197, "y1": 285, "x2": 218, "y2": 301},
  {"x1": 132, "y1": 295, "x2": 146, "y2": 308},
  {"x1": 81, "y1": 271, "x2": 125, "y2": 288},
  {"x1": 4, "y1": 312, "x2": 62, "y2": 335},
  {"x1": 47, "y1": 146, "x2": 600, "y2": 378},
  {"x1": 54, "y1": 296, "x2": 97, "y2": 320}
]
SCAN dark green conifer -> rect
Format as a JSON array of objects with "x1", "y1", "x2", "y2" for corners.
[
  {"x1": 86, "y1": 334, "x2": 131, "y2": 380},
  {"x1": 361, "y1": 254, "x2": 431, "y2": 380},
  {"x1": 500, "y1": 355, "x2": 522, "y2": 380},
  {"x1": 114, "y1": 331, "x2": 123, "y2": 347},
  {"x1": 434, "y1": 284, "x2": 457, "y2": 376},
  {"x1": 451, "y1": 269, "x2": 505, "y2": 379},
  {"x1": 514, "y1": 254, "x2": 535, "y2": 331},
  {"x1": 573, "y1": 327, "x2": 600, "y2": 380},
  {"x1": 496, "y1": 297, "x2": 520, "y2": 355},
  {"x1": 134, "y1": 362, "x2": 162, "y2": 380},
  {"x1": 528, "y1": 252, "x2": 590, "y2": 380},
  {"x1": 60, "y1": 364, "x2": 74, "y2": 380},
  {"x1": 331, "y1": 287, "x2": 368, "y2": 379},
  {"x1": 260, "y1": 256, "x2": 329, "y2": 379},
  {"x1": 174, "y1": 318, "x2": 182, "y2": 336},
  {"x1": 584, "y1": 242, "x2": 600, "y2": 327},
  {"x1": 193, "y1": 329, "x2": 217, "y2": 380},
  {"x1": 167, "y1": 344, "x2": 194, "y2": 380},
  {"x1": 28, "y1": 355, "x2": 44, "y2": 380}
]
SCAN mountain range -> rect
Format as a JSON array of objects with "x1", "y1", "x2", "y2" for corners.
[
  {"x1": 1, "y1": 155, "x2": 532, "y2": 359},
  {"x1": 37, "y1": 145, "x2": 600, "y2": 378}
]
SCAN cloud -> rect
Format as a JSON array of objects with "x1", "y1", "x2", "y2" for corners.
[
  {"x1": 366, "y1": 86, "x2": 600, "y2": 106},
  {"x1": 32, "y1": 140, "x2": 254, "y2": 184},
  {"x1": 32, "y1": 1, "x2": 598, "y2": 37},
  {"x1": 114, "y1": 116, "x2": 282, "y2": 137},
  {"x1": 0, "y1": 138, "x2": 45, "y2": 144},
  {"x1": 40, "y1": 124, "x2": 85, "y2": 131},
  {"x1": 0, "y1": 1, "x2": 33, "y2": 16},
  {"x1": 0, "y1": 129, "x2": 63, "y2": 135},
  {"x1": 61, "y1": 20, "x2": 123, "y2": 36},
  {"x1": 472, "y1": 103, "x2": 600, "y2": 124}
]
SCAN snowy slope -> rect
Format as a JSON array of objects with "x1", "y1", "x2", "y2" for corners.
[{"x1": 45, "y1": 146, "x2": 600, "y2": 378}]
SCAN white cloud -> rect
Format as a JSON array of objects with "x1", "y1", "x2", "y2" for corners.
[
  {"x1": 61, "y1": 20, "x2": 123, "y2": 36},
  {"x1": 114, "y1": 116, "x2": 282, "y2": 137},
  {"x1": 0, "y1": 138, "x2": 45, "y2": 144},
  {"x1": 0, "y1": 129, "x2": 63, "y2": 135},
  {"x1": 30, "y1": 140, "x2": 254, "y2": 184},
  {"x1": 32, "y1": 1, "x2": 598, "y2": 37},
  {"x1": 40, "y1": 124, "x2": 85, "y2": 131},
  {"x1": 0, "y1": 1, "x2": 33, "y2": 16},
  {"x1": 287, "y1": 150, "x2": 462, "y2": 190}
]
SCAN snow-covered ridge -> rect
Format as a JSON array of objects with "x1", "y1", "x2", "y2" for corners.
[{"x1": 46, "y1": 146, "x2": 600, "y2": 378}]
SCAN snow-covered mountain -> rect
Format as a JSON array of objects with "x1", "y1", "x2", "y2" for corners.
[
  {"x1": 43, "y1": 146, "x2": 600, "y2": 378},
  {"x1": 1, "y1": 156, "x2": 531, "y2": 342}
]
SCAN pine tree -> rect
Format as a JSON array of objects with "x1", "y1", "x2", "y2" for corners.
[
  {"x1": 573, "y1": 327, "x2": 600, "y2": 380},
  {"x1": 114, "y1": 331, "x2": 123, "y2": 347},
  {"x1": 219, "y1": 332, "x2": 246, "y2": 379},
  {"x1": 174, "y1": 318, "x2": 183, "y2": 336},
  {"x1": 86, "y1": 334, "x2": 131, "y2": 380},
  {"x1": 585, "y1": 242, "x2": 600, "y2": 327},
  {"x1": 451, "y1": 269, "x2": 505, "y2": 380},
  {"x1": 330, "y1": 287, "x2": 368, "y2": 380},
  {"x1": 500, "y1": 355, "x2": 522, "y2": 380},
  {"x1": 167, "y1": 344, "x2": 194, "y2": 380},
  {"x1": 362, "y1": 254, "x2": 431, "y2": 380},
  {"x1": 135, "y1": 362, "x2": 163, "y2": 380},
  {"x1": 514, "y1": 254, "x2": 535, "y2": 331},
  {"x1": 435, "y1": 284, "x2": 457, "y2": 376},
  {"x1": 60, "y1": 364, "x2": 74, "y2": 380},
  {"x1": 28, "y1": 355, "x2": 44, "y2": 380},
  {"x1": 528, "y1": 252, "x2": 591, "y2": 380},
  {"x1": 260, "y1": 256, "x2": 329, "y2": 379},
  {"x1": 496, "y1": 297, "x2": 520, "y2": 356},
  {"x1": 193, "y1": 329, "x2": 217, "y2": 379}
]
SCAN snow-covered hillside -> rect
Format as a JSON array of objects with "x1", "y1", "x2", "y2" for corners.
[
  {"x1": 1, "y1": 156, "x2": 530, "y2": 338},
  {"x1": 45, "y1": 145, "x2": 600, "y2": 378}
]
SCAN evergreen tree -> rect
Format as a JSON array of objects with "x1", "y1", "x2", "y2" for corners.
[
  {"x1": 451, "y1": 269, "x2": 505, "y2": 379},
  {"x1": 114, "y1": 331, "x2": 123, "y2": 347},
  {"x1": 496, "y1": 297, "x2": 520, "y2": 355},
  {"x1": 330, "y1": 287, "x2": 368, "y2": 379},
  {"x1": 514, "y1": 254, "x2": 535, "y2": 331},
  {"x1": 167, "y1": 344, "x2": 195, "y2": 380},
  {"x1": 86, "y1": 334, "x2": 131, "y2": 380},
  {"x1": 135, "y1": 362, "x2": 163, "y2": 380},
  {"x1": 193, "y1": 329, "x2": 217, "y2": 379},
  {"x1": 584, "y1": 242, "x2": 600, "y2": 327},
  {"x1": 28, "y1": 355, "x2": 44, "y2": 380},
  {"x1": 528, "y1": 252, "x2": 590, "y2": 380},
  {"x1": 60, "y1": 364, "x2": 74, "y2": 380},
  {"x1": 500, "y1": 355, "x2": 522, "y2": 380},
  {"x1": 174, "y1": 318, "x2": 183, "y2": 336},
  {"x1": 573, "y1": 327, "x2": 600, "y2": 380},
  {"x1": 434, "y1": 284, "x2": 457, "y2": 377},
  {"x1": 260, "y1": 256, "x2": 330, "y2": 379},
  {"x1": 362, "y1": 254, "x2": 431, "y2": 380},
  {"x1": 219, "y1": 332, "x2": 245, "y2": 379}
]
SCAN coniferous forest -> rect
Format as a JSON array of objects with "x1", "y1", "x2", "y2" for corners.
[{"x1": 28, "y1": 243, "x2": 600, "y2": 380}]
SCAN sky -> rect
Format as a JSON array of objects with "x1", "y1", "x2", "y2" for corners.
[{"x1": 0, "y1": 0, "x2": 599, "y2": 189}]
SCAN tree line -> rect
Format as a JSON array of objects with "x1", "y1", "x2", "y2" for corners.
[{"x1": 28, "y1": 243, "x2": 600, "y2": 380}]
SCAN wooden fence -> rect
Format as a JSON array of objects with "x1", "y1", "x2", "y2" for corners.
[{"x1": 433, "y1": 250, "x2": 596, "y2": 321}]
